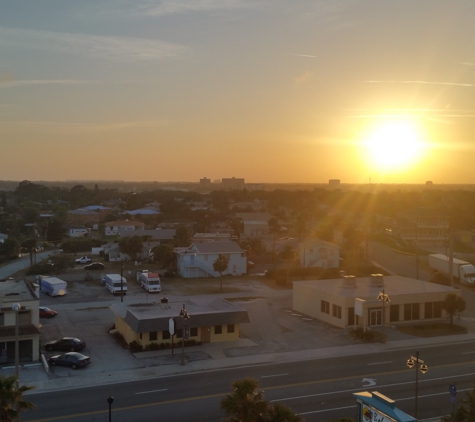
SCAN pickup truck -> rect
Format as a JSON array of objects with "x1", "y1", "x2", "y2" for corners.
[{"x1": 75, "y1": 256, "x2": 92, "y2": 264}]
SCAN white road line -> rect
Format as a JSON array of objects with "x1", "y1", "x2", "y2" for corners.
[
  {"x1": 367, "y1": 361, "x2": 392, "y2": 365},
  {"x1": 462, "y1": 351, "x2": 475, "y2": 354},
  {"x1": 261, "y1": 373, "x2": 289, "y2": 379},
  {"x1": 135, "y1": 389, "x2": 168, "y2": 395},
  {"x1": 298, "y1": 405, "x2": 356, "y2": 415}
]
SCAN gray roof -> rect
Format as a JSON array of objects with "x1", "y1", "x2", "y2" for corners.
[
  {"x1": 191, "y1": 241, "x2": 243, "y2": 254},
  {"x1": 0, "y1": 279, "x2": 37, "y2": 303},
  {"x1": 233, "y1": 212, "x2": 275, "y2": 222},
  {"x1": 110, "y1": 298, "x2": 250, "y2": 333},
  {"x1": 119, "y1": 229, "x2": 176, "y2": 240},
  {"x1": 299, "y1": 238, "x2": 339, "y2": 249}
]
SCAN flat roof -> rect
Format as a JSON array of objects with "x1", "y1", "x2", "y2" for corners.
[
  {"x1": 0, "y1": 279, "x2": 37, "y2": 304},
  {"x1": 293, "y1": 275, "x2": 458, "y2": 300}
]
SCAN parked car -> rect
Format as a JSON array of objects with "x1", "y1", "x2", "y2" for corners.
[
  {"x1": 44, "y1": 337, "x2": 86, "y2": 352},
  {"x1": 39, "y1": 306, "x2": 58, "y2": 318},
  {"x1": 75, "y1": 256, "x2": 92, "y2": 264},
  {"x1": 48, "y1": 352, "x2": 90, "y2": 369},
  {"x1": 84, "y1": 262, "x2": 105, "y2": 270}
]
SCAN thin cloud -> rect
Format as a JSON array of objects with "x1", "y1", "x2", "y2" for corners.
[
  {"x1": 0, "y1": 79, "x2": 101, "y2": 89},
  {"x1": 294, "y1": 70, "x2": 314, "y2": 85},
  {"x1": 3, "y1": 120, "x2": 167, "y2": 131},
  {"x1": 129, "y1": 0, "x2": 256, "y2": 16},
  {"x1": 294, "y1": 54, "x2": 318, "y2": 58},
  {"x1": 0, "y1": 26, "x2": 187, "y2": 62},
  {"x1": 365, "y1": 80, "x2": 475, "y2": 87}
]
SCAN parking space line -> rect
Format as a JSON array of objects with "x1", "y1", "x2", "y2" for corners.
[{"x1": 136, "y1": 388, "x2": 168, "y2": 395}]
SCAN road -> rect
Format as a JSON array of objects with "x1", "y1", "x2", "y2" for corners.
[
  {"x1": 24, "y1": 341, "x2": 475, "y2": 422},
  {"x1": 0, "y1": 250, "x2": 58, "y2": 280}
]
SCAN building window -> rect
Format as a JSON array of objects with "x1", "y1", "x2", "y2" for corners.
[
  {"x1": 140, "y1": 333, "x2": 143, "y2": 340},
  {"x1": 149, "y1": 332, "x2": 157, "y2": 341},
  {"x1": 0, "y1": 313, "x2": 4, "y2": 326},
  {"x1": 390, "y1": 305, "x2": 399, "y2": 322},
  {"x1": 176, "y1": 329, "x2": 183, "y2": 338},
  {"x1": 227, "y1": 324, "x2": 235, "y2": 333},
  {"x1": 321, "y1": 300, "x2": 330, "y2": 315},
  {"x1": 190, "y1": 327, "x2": 198, "y2": 337},
  {"x1": 332, "y1": 304, "x2": 342, "y2": 319},
  {"x1": 162, "y1": 330, "x2": 171, "y2": 340},
  {"x1": 348, "y1": 307, "x2": 354, "y2": 325},
  {"x1": 404, "y1": 303, "x2": 420, "y2": 321},
  {"x1": 215, "y1": 325, "x2": 222, "y2": 334},
  {"x1": 425, "y1": 302, "x2": 443, "y2": 319}
]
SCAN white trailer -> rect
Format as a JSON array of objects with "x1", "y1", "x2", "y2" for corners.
[
  {"x1": 428, "y1": 254, "x2": 475, "y2": 285},
  {"x1": 136, "y1": 270, "x2": 161, "y2": 293},
  {"x1": 104, "y1": 274, "x2": 128, "y2": 295},
  {"x1": 38, "y1": 276, "x2": 68, "y2": 297}
]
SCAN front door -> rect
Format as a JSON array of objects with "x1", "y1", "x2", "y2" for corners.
[
  {"x1": 370, "y1": 309, "x2": 382, "y2": 326},
  {"x1": 201, "y1": 327, "x2": 210, "y2": 343}
]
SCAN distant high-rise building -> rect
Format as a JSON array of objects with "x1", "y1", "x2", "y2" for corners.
[
  {"x1": 222, "y1": 177, "x2": 245, "y2": 190},
  {"x1": 329, "y1": 179, "x2": 340, "y2": 188},
  {"x1": 200, "y1": 177, "x2": 211, "y2": 187}
]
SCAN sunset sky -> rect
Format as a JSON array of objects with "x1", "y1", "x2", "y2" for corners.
[{"x1": 1, "y1": 1, "x2": 475, "y2": 184}]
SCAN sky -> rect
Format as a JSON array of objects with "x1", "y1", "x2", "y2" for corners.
[{"x1": 1, "y1": 0, "x2": 475, "y2": 184}]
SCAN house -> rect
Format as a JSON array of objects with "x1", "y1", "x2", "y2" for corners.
[
  {"x1": 229, "y1": 199, "x2": 267, "y2": 211},
  {"x1": 158, "y1": 218, "x2": 195, "y2": 230},
  {"x1": 299, "y1": 238, "x2": 340, "y2": 269},
  {"x1": 123, "y1": 207, "x2": 160, "y2": 216},
  {"x1": 0, "y1": 279, "x2": 40, "y2": 364},
  {"x1": 232, "y1": 213, "x2": 275, "y2": 240},
  {"x1": 63, "y1": 224, "x2": 89, "y2": 238},
  {"x1": 67, "y1": 209, "x2": 101, "y2": 225},
  {"x1": 100, "y1": 243, "x2": 130, "y2": 262},
  {"x1": 119, "y1": 229, "x2": 176, "y2": 242},
  {"x1": 105, "y1": 220, "x2": 145, "y2": 236},
  {"x1": 109, "y1": 298, "x2": 250, "y2": 349},
  {"x1": 293, "y1": 274, "x2": 460, "y2": 330},
  {"x1": 175, "y1": 241, "x2": 247, "y2": 278},
  {"x1": 191, "y1": 233, "x2": 231, "y2": 243}
]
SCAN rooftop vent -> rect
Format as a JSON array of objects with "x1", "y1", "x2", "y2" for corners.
[
  {"x1": 370, "y1": 274, "x2": 384, "y2": 287},
  {"x1": 342, "y1": 275, "x2": 357, "y2": 288}
]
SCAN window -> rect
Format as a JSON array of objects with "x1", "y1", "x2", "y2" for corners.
[
  {"x1": 425, "y1": 302, "x2": 443, "y2": 319},
  {"x1": 321, "y1": 300, "x2": 330, "y2": 314},
  {"x1": 149, "y1": 332, "x2": 157, "y2": 341},
  {"x1": 227, "y1": 324, "x2": 235, "y2": 333},
  {"x1": 348, "y1": 307, "x2": 355, "y2": 325},
  {"x1": 390, "y1": 305, "x2": 399, "y2": 322},
  {"x1": 404, "y1": 303, "x2": 420, "y2": 321},
  {"x1": 332, "y1": 304, "x2": 342, "y2": 319},
  {"x1": 176, "y1": 329, "x2": 183, "y2": 338},
  {"x1": 139, "y1": 333, "x2": 143, "y2": 340},
  {"x1": 215, "y1": 325, "x2": 222, "y2": 334},
  {"x1": 190, "y1": 327, "x2": 198, "y2": 337},
  {"x1": 0, "y1": 313, "x2": 4, "y2": 326},
  {"x1": 162, "y1": 330, "x2": 171, "y2": 340}
]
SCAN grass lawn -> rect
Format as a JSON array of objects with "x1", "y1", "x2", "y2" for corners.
[{"x1": 397, "y1": 322, "x2": 467, "y2": 337}]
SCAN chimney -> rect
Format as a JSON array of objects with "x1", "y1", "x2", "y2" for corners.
[
  {"x1": 342, "y1": 275, "x2": 356, "y2": 288},
  {"x1": 370, "y1": 274, "x2": 384, "y2": 287}
]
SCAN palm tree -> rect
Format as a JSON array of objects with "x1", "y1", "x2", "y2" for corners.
[
  {"x1": 220, "y1": 378, "x2": 269, "y2": 422},
  {"x1": 0, "y1": 375, "x2": 35, "y2": 422},
  {"x1": 213, "y1": 253, "x2": 229, "y2": 292}
]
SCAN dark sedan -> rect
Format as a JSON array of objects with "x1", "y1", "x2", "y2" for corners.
[
  {"x1": 84, "y1": 262, "x2": 105, "y2": 270},
  {"x1": 44, "y1": 337, "x2": 86, "y2": 352},
  {"x1": 48, "y1": 352, "x2": 90, "y2": 369},
  {"x1": 39, "y1": 306, "x2": 58, "y2": 318}
]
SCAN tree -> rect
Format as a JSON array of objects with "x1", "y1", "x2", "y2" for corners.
[
  {"x1": 0, "y1": 375, "x2": 35, "y2": 422},
  {"x1": 443, "y1": 293, "x2": 466, "y2": 326},
  {"x1": 266, "y1": 403, "x2": 302, "y2": 422},
  {"x1": 441, "y1": 382, "x2": 475, "y2": 422},
  {"x1": 213, "y1": 253, "x2": 229, "y2": 291},
  {"x1": 151, "y1": 243, "x2": 174, "y2": 268},
  {"x1": 118, "y1": 235, "x2": 144, "y2": 261},
  {"x1": 174, "y1": 226, "x2": 191, "y2": 247},
  {"x1": 220, "y1": 378, "x2": 269, "y2": 422},
  {"x1": 0, "y1": 238, "x2": 20, "y2": 259},
  {"x1": 47, "y1": 219, "x2": 64, "y2": 247}
]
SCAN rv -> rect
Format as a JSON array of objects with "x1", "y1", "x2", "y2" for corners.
[
  {"x1": 136, "y1": 270, "x2": 161, "y2": 293},
  {"x1": 104, "y1": 274, "x2": 128, "y2": 295}
]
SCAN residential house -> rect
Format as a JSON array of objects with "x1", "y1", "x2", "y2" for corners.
[
  {"x1": 176, "y1": 241, "x2": 247, "y2": 278},
  {"x1": 229, "y1": 199, "x2": 267, "y2": 212},
  {"x1": 0, "y1": 279, "x2": 40, "y2": 363},
  {"x1": 293, "y1": 274, "x2": 459, "y2": 330},
  {"x1": 123, "y1": 206, "x2": 160, "y2": 216},
  {"x1": 299, "y1": 238, "x2": 340, "y2": 269},
  {"x1": 191, "y1": 233, "x2": 231, "y2": 243},
  {"x1": 63, "y1": 224, "x2": 89, "y2": 238},
  {"x1": 158, "y1": 218, "x2": 195, "y2": 230},
  {"x1": 232, "y1": 213, "x2": 275, "y2": 240},
  {"x1": 67, "y1": 209, "x2": 101, "y2": 225},
  {"x1": 105, "y1": 220, "x2": 145, "y2": 236},
  {"x1": 119, "y1": 229, "x2": 176, "y2": 242},
  {"x1": 110, "y1": 298, "x2": 250, "y2": 348},
  {"x1": 0, "y1": 233, "x2": 7, "y2": 243}
]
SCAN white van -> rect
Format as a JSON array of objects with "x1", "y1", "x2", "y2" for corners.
[{"x1": 104, "y1": 274, "x2": 127, "y2": 295}]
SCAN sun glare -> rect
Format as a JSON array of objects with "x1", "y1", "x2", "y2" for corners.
[{"x1": 364, "y1": 122, "x2": 424, "y2": 169}]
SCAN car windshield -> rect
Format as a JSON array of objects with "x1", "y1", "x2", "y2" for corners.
[
  {"x1": 41, "y1": 307, "x2": 51, "y2": 311},
  {"x1": 72, "y1": 338, "x2": 82, "y2": 343}
]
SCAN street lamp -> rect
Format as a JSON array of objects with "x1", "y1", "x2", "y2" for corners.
[
  {"x1": 107, "y1": 396, "x2": 114, "y2": 422},
  {"x1": 179, "y1": 304, "x2": 190, "y2": 366},
  {"x1": 406, "y1": 350, "x2": 428, "y2": 419},
  {"x1": 12, "y1": 303, "x2": 21, "y2": 389},
  {"x1": 376, "y1": 290, "x2": 390, "y2": 340}
]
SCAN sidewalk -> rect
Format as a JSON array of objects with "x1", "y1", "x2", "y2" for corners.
[{"x1": 7, "y1": 329, "x2": 475, "y2": 395}]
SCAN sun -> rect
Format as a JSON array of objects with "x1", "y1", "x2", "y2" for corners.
[{"x1": 364, "y1": 121, "x2": 424, "y2": 169}]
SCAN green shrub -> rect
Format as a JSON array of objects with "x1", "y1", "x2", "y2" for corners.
[{"x1": 129, "y1": 341, "x2": 143, "y2": 352}]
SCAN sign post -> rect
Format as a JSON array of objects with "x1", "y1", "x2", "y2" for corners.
[
  {"x1": 449, "y1": 383, "x2": 457, "y2": 412},
  {"x1": 169, "y1": 317, "x2": 175, "y2": 357}
]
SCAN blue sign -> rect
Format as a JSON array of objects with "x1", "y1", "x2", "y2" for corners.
[{"x1": 450, "y1": 383, "x2": 457, "y2": 398}]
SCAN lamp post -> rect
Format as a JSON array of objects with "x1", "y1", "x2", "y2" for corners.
[
  {"x1": 376, "y1": 290, "x2": 390, "y2": 340},
  {"x1": 12, "y1": 303, "x2": 21, "y2": 389},
  {"x1": 179, "y1": 304, "x2": 190, "y2": 366},
  {"x1": 406, "y1": 351, "x2": 428, "y2": 419},
  {"x1": 107, "y1": 396, "x2": 114, "y2": 422}
]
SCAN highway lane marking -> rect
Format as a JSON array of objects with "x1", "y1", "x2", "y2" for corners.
[
  {"x1": 367, "y1": 361, "x2": 392, "y2": 365},
  {"x1": 135, "y1": 388, "x2": 168, "y2": 395},
  {"x1": 261, "y1": 373, "x2": 289, "y2": 378},
  {"x1": 462, "y1": 351, "x2": 475, "y2": 354},
  {"x1": 26, "y1": 367, "x2": 475, "y2": 421}
]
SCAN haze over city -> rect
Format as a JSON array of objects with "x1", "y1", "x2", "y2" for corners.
[{"x1": 2, "y1": 1, "x2": 475, "y2": 184}]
